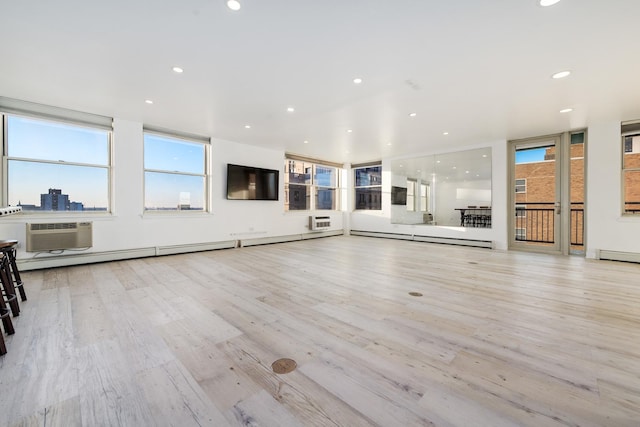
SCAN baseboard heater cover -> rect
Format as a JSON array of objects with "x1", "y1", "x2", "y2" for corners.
[
  {"x1": 241, "y1": 230, "x2": 343, "y2": 247},
  {"x1": 597, "y1": 250, "x2": 640, "y2": 264},
  {"x1": 17, "y1": 233, "x2": 345, "y2": 270},
  {"x1": 350, "y1": 230, "x2": 493, "y2": 249}
]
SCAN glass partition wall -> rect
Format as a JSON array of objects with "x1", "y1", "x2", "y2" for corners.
[{"x1": 390, "y1": 147, "x2": 492, "y2": 227}]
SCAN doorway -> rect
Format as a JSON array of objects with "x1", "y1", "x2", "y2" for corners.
[{"x1": 508, "y1": 131, "x2": 586, "y2": 255}]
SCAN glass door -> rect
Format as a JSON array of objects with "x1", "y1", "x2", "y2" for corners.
[{"x1": 509, "y1": 135, "x2": 562, "y2": 253}]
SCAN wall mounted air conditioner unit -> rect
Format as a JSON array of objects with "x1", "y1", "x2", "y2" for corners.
[
  {"x1": 26, "y1": 222, "x2": 93, "y2": 252},
  {"x1": 309, "y1": 215, "x2": 331, "y2": 231}
]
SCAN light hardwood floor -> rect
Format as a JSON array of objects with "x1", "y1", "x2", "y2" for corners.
[{"x1": 1, "y1": 235, "x2": 640, "y2": 426}]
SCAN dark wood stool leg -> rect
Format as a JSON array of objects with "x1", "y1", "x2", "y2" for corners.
[
  {"x1": 0, "y1": 329, "x2": 6, "y2": 355},
  {"x1": 7, "y1": 247, "x2": 26, "y2": 301},
  {"x1": 0, "y1": 290, "x2": 15, "y2": 336},
  {"x1": 0, "y1": 256, "x2": 19, "y2": 317}
]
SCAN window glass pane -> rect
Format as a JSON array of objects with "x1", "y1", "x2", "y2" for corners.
[
  {"x1": 8, "y1": 160, "x2": 108, "y2": 211},
  {"x1": 623, "y1": 135, "x2": 640, "y2": 169},
  {"x1": 355, "y1": 188, "x2": 381, "y2": 210},
  {"x1": 144, "y1": 133, "x2": 205, "y2": 174},
  {"x1": 624, "y1": 170, "x2": 640, "y2": 213},
  {"x1": 315, "y1": 166, "x2": 337, "y2": 187},
  {"x1": 285, "y1": 160, "x2": 312, "y2": 184},
  {"x1": 7, "y1": 115, "x2": 109, "y2": 165},
  {"x1": 355, "y1": 166, "x2": 382, "y2": 186},
  {"x1": 420, "y1": 184, "x2": 429, "y2": 212},
  {"x1": 285, "y1": 184, "x2": 310, "y2": 210},
  {"x1": 144, "y1": 172, "x2": 204, "y2": 211},
  {"x1": 316, "y1": 188, "x2": 336, "y2": 210},
  {"x1": 406, "y1": 180, "x2": 415, "y2": 212}
]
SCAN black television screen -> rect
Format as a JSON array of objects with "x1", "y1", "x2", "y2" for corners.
[
  {"x1": 226, "y1": 164, "x2": 279, "y2": 200},
  {"x1": 391, "y1": 186, "x2": 407, "y2": 205}
]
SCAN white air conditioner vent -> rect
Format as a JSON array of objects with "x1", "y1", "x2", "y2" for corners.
[
  {"x1": 26, "y1": 222, "x2": 93, "y2": 252},
  {"x1": 309, "y1": 215, "x2": 331, "y2": 231}
]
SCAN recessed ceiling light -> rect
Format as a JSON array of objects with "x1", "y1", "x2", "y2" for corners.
[
  {"x1": 482, "y1": 154, "x2": 488, "y2": 158},
  {"x1": 452, "y1": 166, "x2": 457, "y2": 169},
  {"x1": 303, "y1": 140, "x2": 309, "y2": 144},
  {"x1": 347, "y1": 129, "x2": 353, "y2": 133},
  {"x1": 287, "y1": 107, "x2": 295, "y2": 113},
  {"x1": 227, "y1": 0, "x2": 241, "y2": 11},
  {"x1": 539, "y1": 0, "x2": 561, "y2": 6},
  {"x1": 560, "y1": 108, "x2": 573, "y2": 113},
  {"x1": 399, "y1": 165, "x2": 404, "y2": 168},
  {"x1": 172, "y1": 66, "x2": 183, "y2": 73},
  {"x1": 244, "y1": 125, "x2": 251, "y2": 129},
  {"x1": 145, "y1": 99, "x2": 153, "y2": 104},
  {"x1": 465, "y1": 171, "x2": 470, "y2": 174},
  {"x1": 552, "y1": 70, "x2": 571, "y2": 79},
  {"x1": 443, "y1": 132, "x2": 449, "y2": 135},
  {"x1": 353, "y1": 78, "x2": 363, "y2": 84},
  {"x1": 436, "y1": 160, "x2": 441, "y2": 163},
  {"x1": 409, "y1": 112, "x2": 417, "y2": 118}
]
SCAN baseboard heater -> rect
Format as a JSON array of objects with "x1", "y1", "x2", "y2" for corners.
[
  {"x1": 350, "y1": 230, "x2": 493, "y2": 249},
  {"x1": 597, "y1": 250, "x2": 640, "y2": 264},
  {"x1": 240, "y1": 230, "x2": 343, "y2": 247},
  {"x1": 26, "y1": 222, "x2": 93, "y2": 252}
]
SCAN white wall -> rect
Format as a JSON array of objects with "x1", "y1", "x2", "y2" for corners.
[
  {"x1": 350, "y1": 140, "x2": 509, "y2": 250},
  {"x1": 586, "y1": 121, "x2": 640, "y2": 257},
  {"x1": 0, "y1": 118, "x2": 344, "y2": 263}
]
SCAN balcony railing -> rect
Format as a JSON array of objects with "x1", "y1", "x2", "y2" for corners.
[{"x1": 515, "y1": 202, "x2": 584, "y2": 247}]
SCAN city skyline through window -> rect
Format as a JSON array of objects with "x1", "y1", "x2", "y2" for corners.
[{"x1": 6, "y1": 115, "x2": 110, "y2": 211}]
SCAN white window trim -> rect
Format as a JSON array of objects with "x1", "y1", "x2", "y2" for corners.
[
  {"x1": 143, "y1": 129, "x2": 210, "y2": 214},
  {"x1": 2, "y1": 110, "x2": 113, "y2": 214}
]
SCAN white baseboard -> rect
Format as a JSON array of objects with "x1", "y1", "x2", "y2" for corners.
[
  {"x1": 17, "y1": 233, "x2": 343, "y2": 270},
  {"x1": 597, "y1": 249, "x2": 640, "y2": 263},
  {"x1": 241, "y1": 230, "x2": 343, "y2": 247},
  {"x1": 350, "y1": 230, "x2": 492, "y2": 249}
]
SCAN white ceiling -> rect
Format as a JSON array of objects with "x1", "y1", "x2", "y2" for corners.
[{"x1": 1, "y1": 0, "x2": 639, "y2": 164}]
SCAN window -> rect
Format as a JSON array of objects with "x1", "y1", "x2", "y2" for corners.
[
  {"x1": 420, "y1": 183, "x2": 429, "y2": 212},
  {"x1": 406, "y1": 179, "x2": 416, "y2": 212},
  {"x1": 284, "y1": 158, "x2": 340, "y2": 211},
  {"x1": 515, "y1": 228, "x2": 527, "y2": 241},
  {"x1": 515, "y1": 204, "x2": 527, "y2": 217},
  {"x1": 354, "y1": 165, "x2": 382, "y2": 210},
  {"x1": 515, "y1": 178, "x2": 526, "y2": 193},
  {"x1": 144, "y1": 131, "x2": 208, "y2": 211},
  {"x1": 4, "y1": 114, "x2": 111, "y2": 212},
  {"x1": 622, "y1": 130, "x2": 640, "y2": 214}
]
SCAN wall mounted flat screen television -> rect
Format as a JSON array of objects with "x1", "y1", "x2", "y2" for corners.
[
  {"x1": 226, "y1": 164, "x2": 279, "y2": 200},
  {"x1": 391, "y1": 186, "x2": 407, "y2": 205}
]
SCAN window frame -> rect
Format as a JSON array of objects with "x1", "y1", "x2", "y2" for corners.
[
  {"x1": 420, "y1": 183, "x2": 429, "y2": 212},
  {"x1": 622, "y1": 131, "x2": 640, "y2": 215},
  {"x1": 406, "y1": 179, "x2": 416, "y2": 212},
  {"x1": 353, "y1": 164, "x2": 382, "y2": 211},
  {"x1": 515, "y1": 178, "x2": 527, "y2": 193},
  {"x1": 2, "y1": 110, "x2": 112, "y2": 214},
  {"x1": 143, "y1": 129, "x2": 210, "y2": 213},
  {"x1": 284, "y1": 157, "x2": 341, "y2": 212}
]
